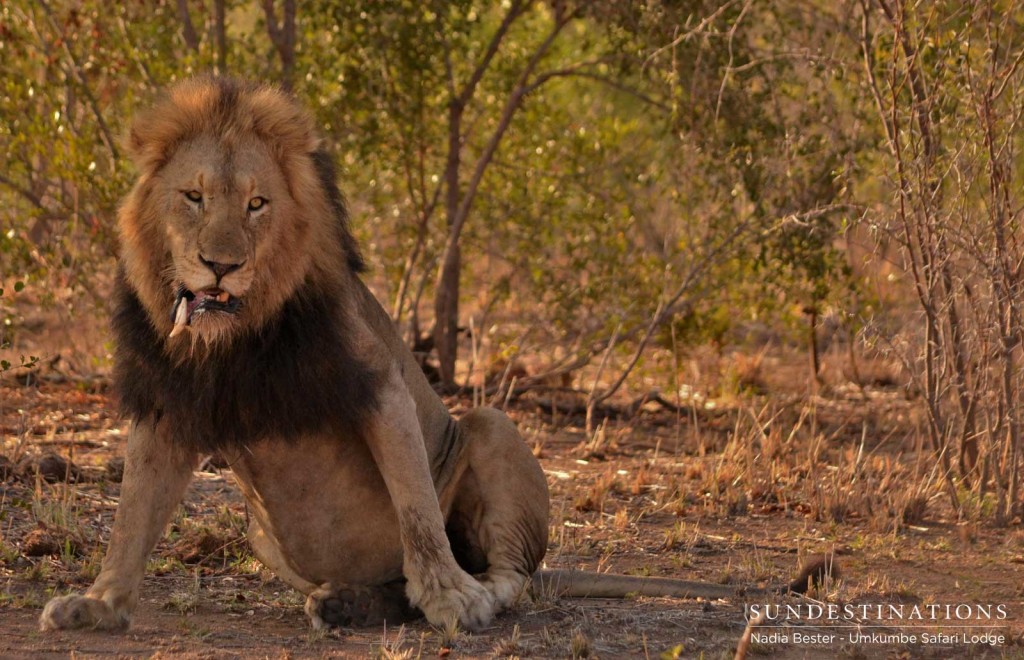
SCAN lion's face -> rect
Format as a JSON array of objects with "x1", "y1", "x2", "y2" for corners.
[
  {"x1": 118, "y1": 79, "x2": 345, "y2": 347},
  {"x1": 156, "y1": 134, "x2": 307, "y2": 341}
]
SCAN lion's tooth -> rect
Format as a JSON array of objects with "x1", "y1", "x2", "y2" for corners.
[
  {"x1": 169, "y1": 298, "x2": 189, "y2": 338},
  {"x1": 175, "y1": 297, "x2": 188, "y2": 323},
  {"x1": 216, "y1": 291, "x2": 229, "y2": 303}
]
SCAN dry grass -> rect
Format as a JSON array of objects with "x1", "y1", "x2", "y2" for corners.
[
  {"x1": 569, "y1": 628, "x2": 591, "y2": 659},
  {"x1": 371, "y1": 624, "x2": 423, "y2": 660},
  {"x1": 2, "y1": 350, "x2": 1022, "y2": 656}
]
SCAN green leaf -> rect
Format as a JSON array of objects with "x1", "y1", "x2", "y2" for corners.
[{"x1": 14, "y1": 281, "x2": 24, "y2": 293}]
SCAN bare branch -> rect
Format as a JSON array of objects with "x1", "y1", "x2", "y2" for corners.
[
  {"x1": 214, "y1": 0, "x2": 228, "y2": 73},
  {"x1": 261, "y1": 0, "x2": 296, "y2": 90},
  {"x1": 525, "y1": 63, "x2": 672, "y2": 112},
  {"x1": 176, "y1": 0, "x2": 200, "y2": 51},
  {"x1": 456, "y1": 0, "x2": 528, "y2": 109},
  {"x1": 34, "y1": 0, "x2": 120, "y2": 164},
  {"x1": 0, "y1": 173, "x2": 46, "y2": 210},
  {"x1": 116, "y1": 15, "x2": 157, "y2": 86},
  {"x1": 590, "y1": 219, "x2": 752, "y2": 407},
  {"x1": 641, "y1": 0, "x2": 741, "y2": 71},
  {"x1": 714, "y1": 0, "x2": 753, "y2": 122},
  {"x1": 446, "y1": 6, "x2": 580, "y2": 248},
  {"x1": 858, "y1": 0, "x2": 897, "y2": 154}
]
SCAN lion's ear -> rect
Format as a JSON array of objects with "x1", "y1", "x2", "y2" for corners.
[
  {"x1": 123, "y1": 80, "x2": 217, "y2": 173},
  {"x1": 124, "y1": 123, "x2": 159, "y2": 172},
  {"x1": 247, "y1": 87, "x2": 321, "y2": 156},
  {"x1": 124, "y1": 112, "x2": 184, "y2": 174}
]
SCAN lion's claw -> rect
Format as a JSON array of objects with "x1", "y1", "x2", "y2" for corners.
[
  {"x1": 407, "y1": 566, "x2": 496, "y2": 631},
  {"x1": 39, "y1": 594, "x2": 128, "y2": 631}
]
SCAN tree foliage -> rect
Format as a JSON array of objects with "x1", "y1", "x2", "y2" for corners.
[{"x1": 4, "y1": 0, "x2": 1024, "y2": 515}]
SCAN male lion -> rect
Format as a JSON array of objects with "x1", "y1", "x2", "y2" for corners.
[
  {"x1": 40, "y1": 77, "x2": 547, "y2": 632},
  {"x1": 40, "y1": 78, "x2": 835, "y2": 634}
]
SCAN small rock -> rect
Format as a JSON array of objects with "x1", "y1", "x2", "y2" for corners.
[
  {"x1": 171, "y1": 528, "x2": 231, "y2": 564},
  {"x1": 22, "y1": 528, "x2": 59, "y2": 557},
  {"x1": 20, "y1": 452, "x2": 82, "y2": 483},
  {"x1": 105, "y1": 456, "x2": 125, "y2": 483}
]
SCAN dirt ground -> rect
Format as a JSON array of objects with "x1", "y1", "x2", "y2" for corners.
[{"x1": 1, "y1": 378, "x2": 1023, "y2": 659}]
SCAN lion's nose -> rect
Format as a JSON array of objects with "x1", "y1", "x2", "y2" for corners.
[{"x1": 199, "y1": 255, "x2": 245, "y2": 280}]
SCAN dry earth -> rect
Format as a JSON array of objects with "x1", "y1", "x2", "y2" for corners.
[{"x1": 1, "y1": 378, "x2": 1023, "y2": 659}]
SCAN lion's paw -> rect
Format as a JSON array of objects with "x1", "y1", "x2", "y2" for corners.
[
  {"x1": 407, "y1": 566, "x2": 496, "y2": 631},
  {"x1": 305, "y1": 582, "x2": 416, "y2": 629},
  {"x1": 478, "y1": 569, "x2": 529, "y2": 610},
  {"x1": 39, "y1": 594, "x2": 128, "y2": 632}
]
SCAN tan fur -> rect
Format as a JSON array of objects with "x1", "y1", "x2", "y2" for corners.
[{"x1": 39, "y1": 79, "x2": 549, "y2": 633}]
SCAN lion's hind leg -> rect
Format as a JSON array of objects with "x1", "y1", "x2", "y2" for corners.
[
  {"x1": 304, "y1": 580, "x2": 418, "y2": 629},
  {"x1": 247, "y1": 518, "x2": 318, "y2": 595},
  {"x1": 248, "y1": 519, "x2": 417, "y2": 629},
  {"x1": 445, "y1": 408, "x2": 549, "y2": 611}
]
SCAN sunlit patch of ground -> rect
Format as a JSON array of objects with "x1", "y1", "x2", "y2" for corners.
[{"x1": 1, "y1": 380, "x2": 1021, "y2": 658}]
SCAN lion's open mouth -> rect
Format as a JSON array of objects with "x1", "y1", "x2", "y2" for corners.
[{"x1": 169, "y1": 286, "x2": 241, "y2": 338}]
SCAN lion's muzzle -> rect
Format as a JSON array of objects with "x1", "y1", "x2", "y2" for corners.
[{"x1": 169, "y1": 285, "x2": 241, "y2": 338}]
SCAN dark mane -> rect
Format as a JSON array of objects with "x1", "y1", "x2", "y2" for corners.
[
  {"x1": 311, "y1": 149, "x2": 366, "y2": 273},
  {"x1": 111, "y1": 272, "x2": 381, "y2": 453}
]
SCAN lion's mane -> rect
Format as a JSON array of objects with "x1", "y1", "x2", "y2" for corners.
[{"x1": 111, "y1": 78, "x2": 381, "y2": 452}]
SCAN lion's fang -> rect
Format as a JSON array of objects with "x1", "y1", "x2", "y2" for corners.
[{"x1": 169, "y1": 298, "x2": 188, "y2": 338}]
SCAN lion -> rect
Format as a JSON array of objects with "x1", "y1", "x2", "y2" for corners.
[{"x1": 39, "y1": 78, "x2": 835, "y2": 634}]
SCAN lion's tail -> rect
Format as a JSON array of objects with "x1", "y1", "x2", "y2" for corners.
[{"x1": 530, "y1": 553, "x2": 838, "y2": 600}]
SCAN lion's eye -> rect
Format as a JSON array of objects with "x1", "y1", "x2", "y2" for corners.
[
  {"x1": 184, "y1": 190, "x2": 203, "y2": 203},
  {"x1": 248, "y1": 197, "x2": 267, "y2": 212}
]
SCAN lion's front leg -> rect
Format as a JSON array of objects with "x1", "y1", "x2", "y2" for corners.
[
  {"x1": 40, "y1": 418, "x2": 196, "y2": 631},
  {"x1": 366, "y1": 367, "x2": 495, "y2": 631}
]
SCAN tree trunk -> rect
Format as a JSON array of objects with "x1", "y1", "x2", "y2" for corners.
[
  {"x1": 434, "y1": 99, "x2": 464, "y2": 389},
  {"x1": 434, "y1": 244, "x2": 461, "y2": 389},
  {"x1": 805, "y1": 305, "x2": 822, "y2": 390},
  {"x1": 214, "y1": 0, "x2": 227, "y2": 74},
  {"x1": 429, "y1": 2, "x2": 571, "y2": 389},
  {"x1": 176, "y1": 0, "x2": 200, "y2": 51},
  {"x1": 262, "y1": 0, "x2": 296, "y2": 91}
]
